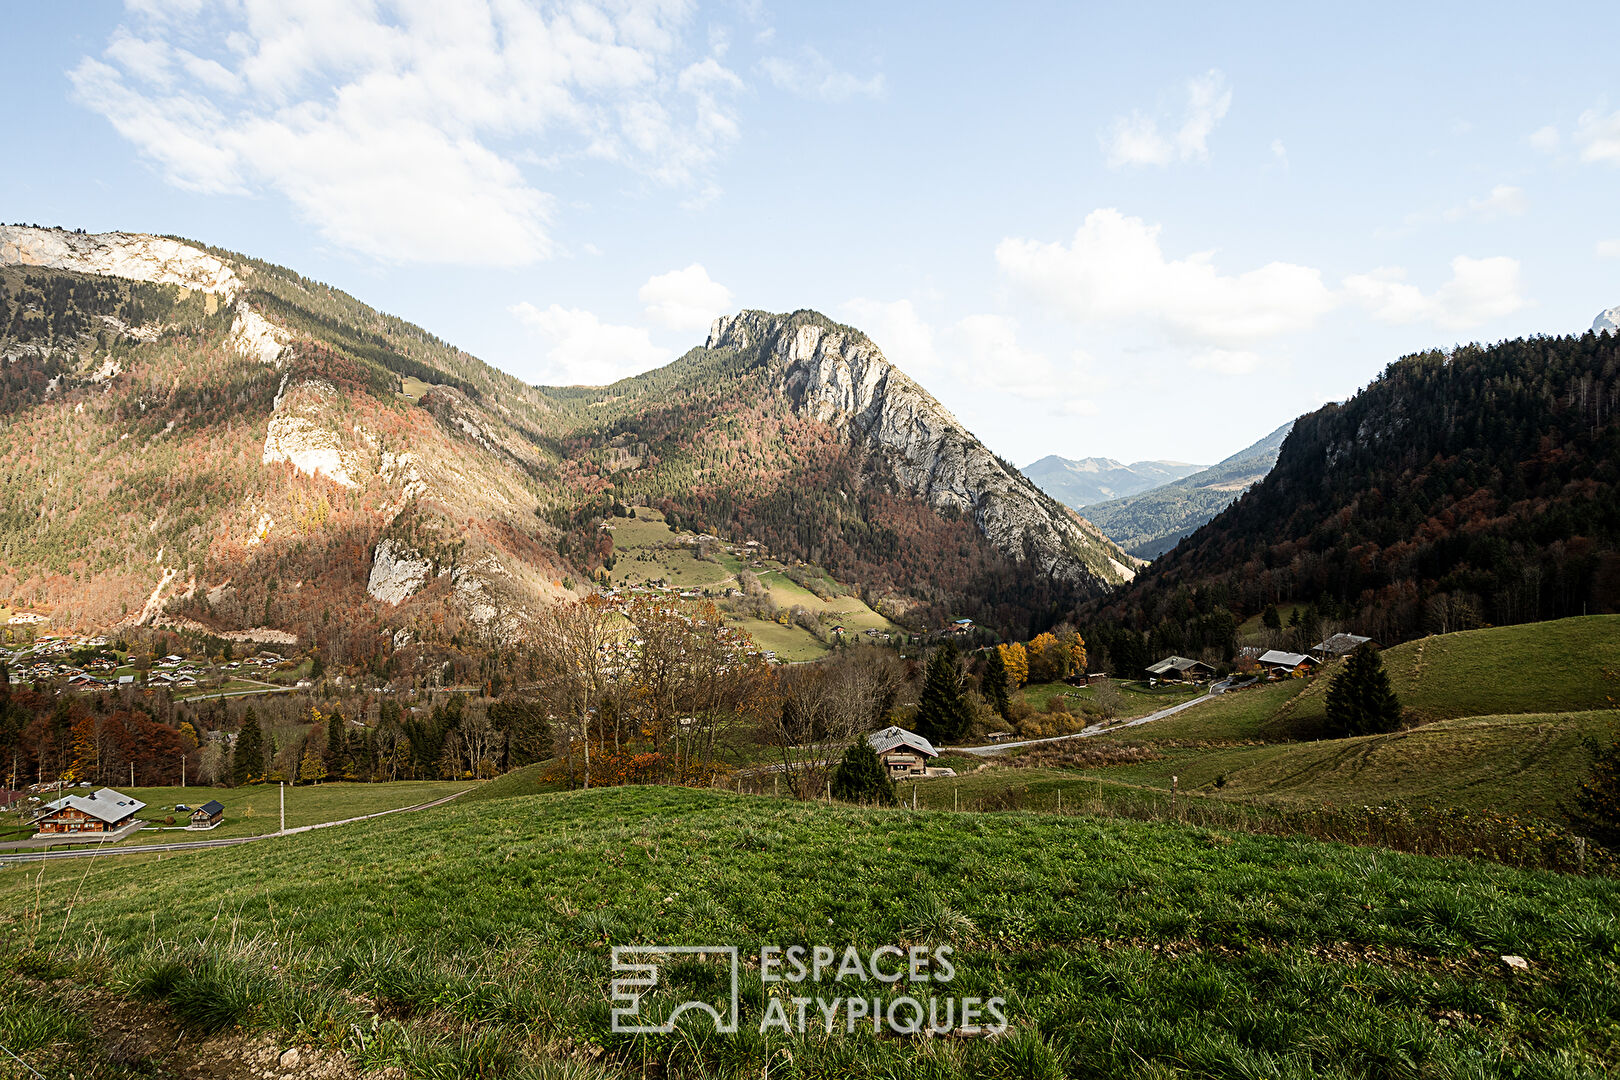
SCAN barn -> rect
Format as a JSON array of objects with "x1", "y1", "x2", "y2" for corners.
[{"x1": 32, "y1": 788, "x2": 145, "y2": 835}]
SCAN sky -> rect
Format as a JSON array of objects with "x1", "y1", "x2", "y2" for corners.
[{"x1": 5, "y1": 1, "x2": 1620, "y2": 467}]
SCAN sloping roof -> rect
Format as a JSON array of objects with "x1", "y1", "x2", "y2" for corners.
[
  {"x1": 39, "y1": 787, "x2": 145, "y2": 825},
  {"x1": 1314, "y1": 633, "x2": 1374, "y2": 655},
  {"x1": 1258, "y1": 650, "x2": 1314, "y2": 668},
  {"x1": 1146, "y1": 656, "x2": 1211, "y2": 675},
  {"x1": 195, "y1": 800, "x2": 225, "y2": 816},
  {"x1": 867, "y1": 725, "x2": 938, "y2": 758}
]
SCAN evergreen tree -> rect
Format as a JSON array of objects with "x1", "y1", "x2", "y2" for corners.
[
  {"x1": 324, "y1": 710, "x2": 346, "y2": 776},
  {"x1": 231, "y1": 707, "x2": 264, "y2": 785},
  {"x1": 1324, "y1": 645, "x2": 1403, "y2": 737},
  {"x1": 1262, "y1": 605, "x2": 1282, "y2": 631},
  {"x1": 913, "y1": 643, "x2": 974, "y2": 745},
  {"x1": 982, "y1": 647, "x2": 1011, "y2": 719},
  {"x1": 830, "y1": 740, "x2": 895, "y2": 805}
]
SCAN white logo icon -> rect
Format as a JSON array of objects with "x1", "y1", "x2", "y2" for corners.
[{"x1": 610, "y1": 946, "x2": 740, "y2": 1034}]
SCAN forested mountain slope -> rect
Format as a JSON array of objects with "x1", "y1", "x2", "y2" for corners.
[
  {"x1": 1084, "y1": 421, "x2": 1292, "y2": 559},
  {"x1": 0, "y1": 226, "x2": 1131, "y2": 652},
  {"x1": 1088, "y1": 333, "x2": 1620, "y2": 652}
]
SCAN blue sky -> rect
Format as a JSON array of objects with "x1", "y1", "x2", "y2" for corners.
[{"x1": 7, "y1": 1, "x2": 1619, "y2": 466}]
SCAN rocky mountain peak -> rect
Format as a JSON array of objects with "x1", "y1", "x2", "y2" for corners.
[
  {"x1": 1595, "y1": 306, "x2": 1620, "y2": 335},
  {"x1": 706, "y1": 309, "x2": 1139, "y2": 590}
]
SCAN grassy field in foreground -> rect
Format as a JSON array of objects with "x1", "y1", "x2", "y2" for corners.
[
  {"x1": 2, "y1": 786, "x2": 1617, "y2": 1079},
  {"x1": 8, "y1": 781, "x2": 469, "y2": 847}
]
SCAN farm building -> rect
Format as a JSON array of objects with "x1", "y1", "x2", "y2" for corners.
[
  {"x1": 1313, "y1": 633, "x2": 1380, "y2": 657},
  {"x1": 867, "y1": 725, "x2": 939, "y2": 779},
  {"x1": 32, "y1": 788, "x2": 145, "y2": 835},
  {"x1": 1257, "y1": 650, "x2": 1318, "y2": 677},
  {"x1": 1145, "y1": 656, "x2": 1214, "y2": 682},
  {"x1": 188, "y1": 800, "x2": 225, "y2": 829}
]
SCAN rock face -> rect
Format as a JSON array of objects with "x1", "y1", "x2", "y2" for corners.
[
  {"x1": 0, "y1": 225, "x2": 290, "y2": 366},
  {"x1": 1595, "y1": 307, "x2": 1620, "y2": 335},
  {"x1": 262, "y1": 378, "x2": 361, "y2": 487},
  {"x1": 0, "y1": 225, "x2": 241, "y2": 298},
  {"x1": 367, "y1": 539, "x2": 433, "y2": 605},
  {"x1": 706, "y1": 311, "x2": 1138, "y2": 589}
]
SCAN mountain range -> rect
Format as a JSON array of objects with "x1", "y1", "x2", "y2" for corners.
[
  {"x1": 1021, "y1": 456, "x2": 1204, "y2": 508},
  {"x1": 0, "y1": 226, "x2": 1135, "y2": 656},
  {"x1": 1080, "y1": 422, "x2": 1295, "y2": 559}
]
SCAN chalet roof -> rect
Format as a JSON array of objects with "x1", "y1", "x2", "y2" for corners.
[
  {"x1": 39, "y1": 787, "x2": 145, "y2": 825},
  {"x1": 1146, "y1": 656, "x2": 1211, "y2": 675},
  {"x1": 1314, "y1": 633, "x2": 1375, "y2": 656},
  {"x1": 867, "y1": 725, "x2": 938, "y2": 759},
  {"x1": 1258, "y1": 650, "x2": 1315, "y2": 668},
  {"x1": 194, "y1": 800, "x2": 225, "y2": 816}
]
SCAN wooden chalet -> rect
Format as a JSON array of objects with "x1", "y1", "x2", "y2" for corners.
[
  {"x1": 1145, "y1": 656, "x2": 1215, "y2": 682},
  {"x1": 1257, "y1": 650, "x2": 1318, "y2": 678},
  {"x1": 188, "y1": 800, "x2": 225, "y2": 829},
  {"x1": 1313, "y1": 633, "x2": 1380, "y2": 657},
  {"x1": 32, "y1": 788, "x2": 145, "y2": 835},
  {"x1": 867, "y1": 725, "x2": 939, "y2": 779}
]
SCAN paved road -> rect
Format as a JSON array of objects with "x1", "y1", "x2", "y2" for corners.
[
  {"x1": 947, "y1": 686, "x2": 1221, "y2": 757},
  {"x1": 0, "y1": 788, "x2": 472, "y2": 867}
]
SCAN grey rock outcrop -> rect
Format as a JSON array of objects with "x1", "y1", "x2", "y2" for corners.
[
  {"x1": 706, "y1": 311, "x2": 1138, "y2": 590},
  {"x1": 367, "y1": 539, "x2": 433, "y2": 605}
]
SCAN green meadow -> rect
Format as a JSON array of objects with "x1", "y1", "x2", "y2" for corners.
[{"x1": 2, "y1": 785, "x2": 1617, "y2": 1079}]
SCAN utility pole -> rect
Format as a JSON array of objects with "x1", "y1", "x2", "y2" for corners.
[
  {"x1": 280, "y1": 781, "x2": 285, "y2": 835},
  {"x1": 130, "y1": 762, "x2": 134, "y2": 788}
]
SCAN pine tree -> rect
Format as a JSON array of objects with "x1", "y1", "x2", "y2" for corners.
[
  {"x1": 1324, "y1": 645, "x2": 1403, "y2": 737},
  {"x1": 830, "y1": 740, "x2": 895, "y2": 805},
  {"x1": 1262, "y1": 605, "x2": 1282, "y2": 630},
  {"x1": 982, "y1": 647, "x2": 1011, "y2": 720},
  {"x1": 324, "y1": 710, "x2": 346, "y2": 777},
  {"x1": 914, "y1": 643, "x2": 975, "y2": 745},
  {"x1": 231, "y1": 708, "x2": 264, "y2": 785}
]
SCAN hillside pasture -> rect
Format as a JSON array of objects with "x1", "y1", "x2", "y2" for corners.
[{"x1": 1, "y1": 786, "x2": 1616, "y2": 1079}]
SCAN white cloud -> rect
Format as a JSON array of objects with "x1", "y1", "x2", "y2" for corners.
[
  {"x1": 1102, "y1": 70, "x2": 1231, "y2": 168},
  {"x1": 1443, "y1": 184, "x2": 1527, "y2": 222},
  {"x1": 1597, "y1": 239, "x2": 1620, "y2": 258},
  {"x1": 1344, "y1": 256, "x2": 1526, "y2": 330},
  {"x1": 70, "y1": 1, "x2": 742, "y2": 265},
  {"x1": 996, "y1": 208, "x2": 1336, "y2": 347},
  {"x1": 639, "y1": 264, "x2": 734, "y2": 332},
  {"x1": 509, "y1": 302, "x2": 670, "y2": 386},
  {"x1": 1270, "y1": 138, "x2": 1289, "y2": 169},
  {"x1": 1575, "y1": 104, "x2": 1620, "y2": 164},
  {"x1": 1530, "y1": 125, "x2": 1561, "y2": 153},
  {"x1": 841, "y1": 298, "x2": 940, "y2": 374},
  {"x1": 760, "y1": 47, "x2": 884, "y2": 102}
]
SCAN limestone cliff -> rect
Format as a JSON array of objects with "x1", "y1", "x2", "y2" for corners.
[{"x1": 706, "y1": 311, "x2": 1139, "y2": 590}]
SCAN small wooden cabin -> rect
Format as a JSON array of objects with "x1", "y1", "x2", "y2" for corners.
[
  {"x1": 188, "y1": 800, "x2": 225, "y2": 829},
  {"x1": 867, "y1": 725, "x2": 939, "y2": 779}
]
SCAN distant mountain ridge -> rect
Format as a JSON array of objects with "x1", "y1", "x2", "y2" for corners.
[
  {"x1": 1083, "y1": 421, "x2": 1293, "y2": 558},
  {"x1": 0, "y1": 226, "x2": 1135, "y2": 650},
  {"x1": 1023, "y1": 455, "x2": 1204, "y2": 508}
]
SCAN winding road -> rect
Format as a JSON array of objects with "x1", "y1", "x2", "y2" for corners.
[{"x1": 947, "y1": 684, "x2": 1224, "y2": 756}]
